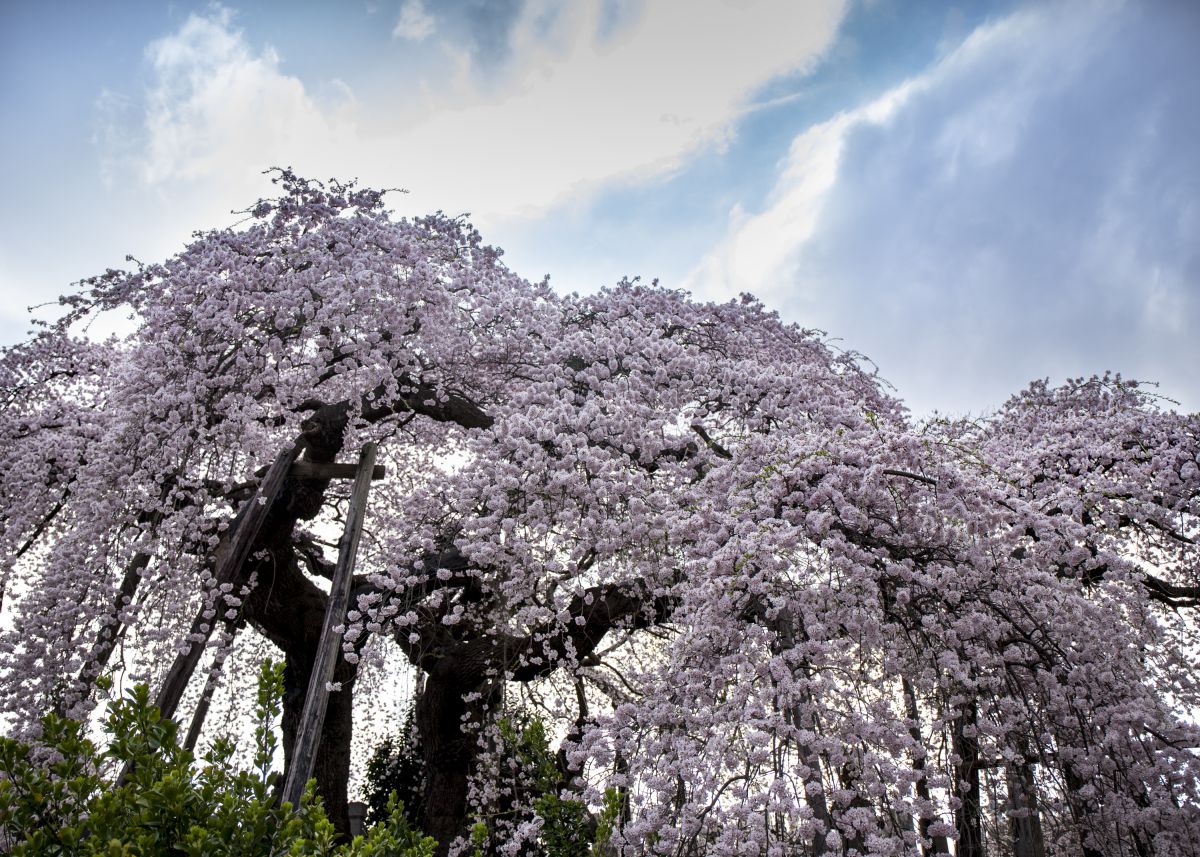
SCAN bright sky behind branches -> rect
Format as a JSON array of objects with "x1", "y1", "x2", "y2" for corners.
[{"x1": 1, "y1": 0, "x2": 1196, "y2": 416}]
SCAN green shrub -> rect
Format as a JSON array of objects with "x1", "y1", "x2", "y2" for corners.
[
  {"x1": 0, "y1": 663, "x2": 435, "y2": 857},
  {"x1": 495, "y1": 715, "x2": 591, "y2": 857}
]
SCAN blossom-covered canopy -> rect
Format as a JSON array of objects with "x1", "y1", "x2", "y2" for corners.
[{"x1": 2, "y1": 172, "x2": 1197, "y2": 856}]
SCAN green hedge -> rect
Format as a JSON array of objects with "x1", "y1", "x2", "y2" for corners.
[{"x1": 0, "y1": 661, "x2": 434, "y2": 857}]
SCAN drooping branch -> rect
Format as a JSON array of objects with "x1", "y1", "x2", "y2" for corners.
[
  {"x1": 691, "y1": 423, "x2": 732, "y2": 460},
  {"x1": 385, "y1": 568, "x2": 675, "y2": 687},
  {"x1": 882, "y1": 468, "x2": 938, "y2": 486},
  {"x1": 299, "y1": 372, "x2": 494, "y2": 442},
  {"x1": 13, "y1": 491, "x2": 70, "y2": 560},
  {"x1": 1139, "y1": 571, "x2": 1200, "y2": 608}
]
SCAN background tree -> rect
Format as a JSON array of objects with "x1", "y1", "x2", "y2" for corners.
[{"x1": 1, "y1": 172, "x2": 1197, "y2": 856}]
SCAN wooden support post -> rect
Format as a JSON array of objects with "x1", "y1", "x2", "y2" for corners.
[
  {"x1": 154, "y1": 443, "x2": 302, "y2": 720},
  {"x1": 280, "y1": 443, "x2": 377, "y2": 809},
  {"x1": 183, "y1": 626, "x2": 239, "y2": 752},
  {"x1": 290, "y1": 460, "x2": 386, "y2": 482}
]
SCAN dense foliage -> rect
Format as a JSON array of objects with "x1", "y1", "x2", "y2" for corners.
[
  {"x1": 0, "y1": 660, "x2": 434, "y2": 855},
  {"x1": 1, "y1": 171, "x2": 1198, "y2": 856}
]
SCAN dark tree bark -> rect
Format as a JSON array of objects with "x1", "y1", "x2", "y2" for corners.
[
  {"x1": 395, "y1": 582, "x2": 672, "y2": 856},
  {"x1": 837, "y1": 758, "x2": 874, "y2": 855},
  {"x1": 903, "y1": 678, "x2": 951, "y2": 856},
  {"x1": 415, "y1": 673, "x2": 500, "y2": 853},
  {"x1": 1062, "y1": 764, "x2": 1107, "y2": 857},
  {"x1": 953, "y1": 701, "x2": 984, "y2": 857},
  {"x1": 1006, "y1": 753, "x2": 1045, "y2": 857}
]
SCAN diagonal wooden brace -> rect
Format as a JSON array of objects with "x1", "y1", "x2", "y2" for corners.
[
  {"x1": 154, "y1": 443, "x2": 303, "y2": 720},
  {"x1": 279, "y1": 442, "x2": 378, "y2": 809}
]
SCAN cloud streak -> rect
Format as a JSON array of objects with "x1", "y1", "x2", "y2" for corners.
[{"x1": 686, "y1": 0, "x2": 1199, "y2": 415}]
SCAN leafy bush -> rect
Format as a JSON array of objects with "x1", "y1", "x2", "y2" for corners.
[
  {"x1": 496, "y1": 716, "x2": 591, "y2": 857},
  {"x1": 0, "y1": 661, "x2": 435, "y2": 857}
]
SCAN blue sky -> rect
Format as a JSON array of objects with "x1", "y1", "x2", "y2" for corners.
[{"x1": 1, "y1": 0, "x2": 1195, "y2": 416}]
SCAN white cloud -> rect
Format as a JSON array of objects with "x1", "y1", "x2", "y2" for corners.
[
  {"x1": 475, "y1": 0, "x2": 845, "y2": 206},
  {"x1": 682, "y1": 82, "x2": 915, "y2": 306},
  {"x1": 393, "y1": 0, "x2": 436, "y2": 41},
  {"x1": 683, "y1": 3, "x2": 1107, "y2": 305},
  {"x1": 96, "y1": 0, "x2": 847, "y2": 228},
  {"x1": 95, "y1": 3, "x2": 354, "y2": 212},
  {"x1": 681, "y1": 1, "x2": 1200, "y2": 415}
]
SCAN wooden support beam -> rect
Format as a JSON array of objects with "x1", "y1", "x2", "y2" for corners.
[
  {"x1": 183, "y1": 627, "x2": 239, "y2": 752},
  {"x1": 154, "y1": 443, "x2": 302, "y2": 720},
  {"x1": 280, "y1": 443, "x2": 377, "y2": 809},
  {"x1": 290, "y1": 460, "x2": 386, "y2": 481}
]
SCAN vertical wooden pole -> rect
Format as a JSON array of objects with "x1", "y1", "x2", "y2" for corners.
[{"x1": 280, "y1": 442, "x2": 377, "y2": 809}]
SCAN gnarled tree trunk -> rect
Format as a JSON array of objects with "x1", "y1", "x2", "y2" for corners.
[{"x1": 415, "y1": 672, "x2": 501, "y2": 854}]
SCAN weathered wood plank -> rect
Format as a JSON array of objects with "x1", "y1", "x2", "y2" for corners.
[
  {"x1": 154, "y1": 442, "x2": 303, "y2": 720},
  {"x1": 280, "y1": 443, "x2": 377, "y2": 809},
  {"x1": 183, "y1": 628, "x2": 238, "y2": 752},
  {"x1": 290, "y1": 460, "x2": 386, "y2": 481}
]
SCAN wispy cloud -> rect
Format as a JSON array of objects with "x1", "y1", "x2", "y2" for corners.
[
  {"x1": 685, "y1": 0, "x2": 1199, "y2": 414},
  {"x1": 683, "y1": 82, "x2": 915, "y2": 306},
  {"x1": 393, "y1": 0, "x2": 436, "y2": 42}
]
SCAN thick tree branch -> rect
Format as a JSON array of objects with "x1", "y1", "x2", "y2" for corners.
[{"x1": 507, "y1": 581, "x2": 674, "y2": 681}]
